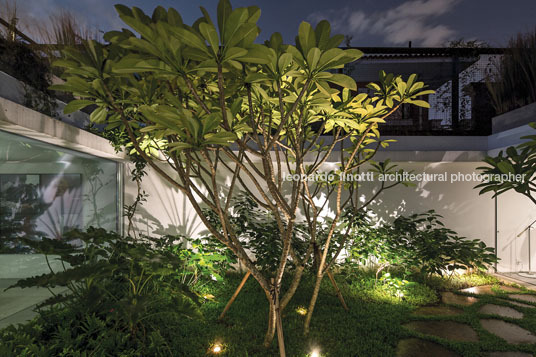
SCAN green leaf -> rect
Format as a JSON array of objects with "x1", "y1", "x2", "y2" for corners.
[
  {"x1": 63, "y1": 100, "x2": 94, "y2": 114},
  {"x1": 306, "y1": 47, "x2": 321, "y2": 69},
  {"x1": 327, "y1": 73, "x2": 356, "y2": 90},
  {"x1": 217, "y1": 0, "x2": 233, "y2": 38},
  {"x1": 278, "y1": 53, "x2": 293, "y2": 73},
  {"x1": 315, "y1": 20, "x2": 331, "y2": 50},
  {"x1": 297, "y1": 22, "x2": 316, "y2": 55},
  {"x1": 245, "y1": 72, "x2": 269, "y2": 83},
  {"x1": 204, "y1": 131, "x2": 237, "y2": 145},
  {"x1": 223, "y1": 47, "x2": 248, "y2": 62},
  {"x1": 199, "y1": 22, "x2": 220, "y2": 56},
  {"x1": 90, "y1": 106, "x2": 107, "y2": 123},
  {"x1": 173, "y1": 27, "x2": 209, "y2": 54},
  {"x1": 167, "y1": 8, "x2": 183, "y2": 26},
  {"x1": 367, "y1": 82, "x2": 381, "y2": 92},
  {"x1": 237, "y1": 44, "x2": 272, "y2": 64},
  {"x1": 408, "y1": 100, "x2": 430, "y2": 108},
  {"x1": 223, "y1": 8, "x2": 249, "y2": 46},
  {"x1": 228, "y1": 22, "x2": 258, "y2": 48},
  {"x1": 497, "y1": 161, "x2": 515, "y2": 174},
  {"x1": 202, "y1": 113, "x2": 222, "y2": 134}
]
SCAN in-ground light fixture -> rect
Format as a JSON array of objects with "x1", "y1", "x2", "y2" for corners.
[
  {"x1": 310, "y1": 348, "x2": 321, "y2": 357},
  {"x1": 296, "y1": 306, "x2": 307, "y2": 315},
  {"x1": 210, "y1": 342, "x2": 223, "y2": 354}
]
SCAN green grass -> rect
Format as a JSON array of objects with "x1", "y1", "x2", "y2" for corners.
[
  {"x1": 171, "y1": 272, "x2": 536, "y2": 356},
  {"x1": 2, "y1": 271, "x2": 536, "y2": 356},
  {"x1": 171, "y1": 272, "x2": 431, "y2": 356}
]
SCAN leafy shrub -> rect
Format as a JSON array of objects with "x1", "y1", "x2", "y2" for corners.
[
  {"x1": 346, "y1": 269, "x2": 437, "y2": 306},
  {"x1": 2, "y1": 228, "x2": 204, "y2": 355},
  {"x1": 163, "y1": 234, "x2": 236, "y2": 287},
  {"x1": 344, "y1": 210, "x2": 497, "y2": 278},
  {"x1": 205, "y1": 194, "x2": 309, "y2": 276}
]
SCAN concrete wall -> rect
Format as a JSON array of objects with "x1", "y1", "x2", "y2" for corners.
[{"x1": 492, "y1": 102, "x2": 536, "y2": 134}]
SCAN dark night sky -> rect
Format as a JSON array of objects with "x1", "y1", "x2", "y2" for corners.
[{"x1": 9, "y1": 0, "x2": 536, "y2": 47}]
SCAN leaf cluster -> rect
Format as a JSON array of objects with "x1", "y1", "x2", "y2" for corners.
[{"x1": 476, "y1": 122, "x2": 536, "y2": 204}]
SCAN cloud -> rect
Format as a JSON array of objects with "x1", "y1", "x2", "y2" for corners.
[
  {"x1": 307, "y1": 0, "x2": 460, "y2": 47},
  {"x1": 5, "y1": 0, "x2": 123, "y2": 42}
]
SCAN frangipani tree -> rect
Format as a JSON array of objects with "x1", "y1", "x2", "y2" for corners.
[{"x1": 51, "y1": 1, "x2": 432, "y2": 354}]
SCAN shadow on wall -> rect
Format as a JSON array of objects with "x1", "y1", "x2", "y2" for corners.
[
  {"x1": 351, "y1": 161, "x2": 495, "y2": 247},
  {"x1": 124, "y1": 164, "x2": 205, "y2": 238}
]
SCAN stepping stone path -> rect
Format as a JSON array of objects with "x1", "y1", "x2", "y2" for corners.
[
  {"x1": 478, "y1": 304, "x2": 523, "y2": 319},
  {"x1": 403, "y1": 321, "x2": 479, "y2": 342},
  {"x1": 441, "y1": 291, "x2": 478, "y2": 306},
  {"x1": 480, "y1": 319, "x2": 536, "y2": 344},
  {"x1": 484, "y1": 353, "x2": 533, "y2": 357},
  {"x1": 460, "y1": 285, "x2": 522, "y2": 295},
  {"x1": 400, "y1": 288, "x2": 536, "y2": 356},
  {"x1": 396, "y1": 338, "x2": 460, "y2": 357},
  {"x1": 413, "y1": 306, "x2": 463, "y2": 316},
  {"x1": 508, "y1": 294, "x2": 536, "y2": 304}
]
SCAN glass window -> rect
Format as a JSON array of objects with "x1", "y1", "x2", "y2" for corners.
[{"x1": 0, "y1": 129, "x2": 119, "y2": 277}]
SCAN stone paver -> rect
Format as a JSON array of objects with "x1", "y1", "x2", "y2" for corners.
[
  {"x1": 508, "y1": 294, "x2": 536, "y2": 304},
  {"x1": 460, "y1": 285, "x2": 523, "y2": 296},
  {"x1": 480, "y1": 319, "x2": 536, "y2": 344},
  {"x1": 413, "y1": 306, "x2": 463, "y2": 316},
  {"x1": 441, "y1": 292, "x2": 479, "y2": 306},
  {"x1": 502, "y1": 300, "x2": 536, "y2": 309},
  {"x1": 484, "y1": 353, "x2": 533, "y2": 357},
  {"x1": 498, "y1": 286, "x2": 524, "y2": 293},
  {"x1": 396, "y1": 338, "x2": 460, "y2": 357},
  {"x1": 404, "y1": 321, "x2": 479, "y2": 342},
  {"x1": 460, "y1": 285, "x2": 496, "y2": 295},
  {"x1": 478, "y1": 304, "x2": 524, "y2": 319}
]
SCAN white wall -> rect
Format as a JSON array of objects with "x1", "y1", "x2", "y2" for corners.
[
  {"x1": 123, "y1": 163, "x2": 206, "y2": 238},
  {"x1": 497, "y1": 191, "x2": 536, "y2": 272},
  {"x1": 126, "y1": 129, "x2": 534, "y2": 273}
]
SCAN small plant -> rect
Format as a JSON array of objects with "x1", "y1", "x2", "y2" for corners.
[
  {"x1": 163, "y1": 234, "x2": 236, "y2": 289},
  {"x1": 378, "y1": 272, "x2": 408, "y2": 299}
]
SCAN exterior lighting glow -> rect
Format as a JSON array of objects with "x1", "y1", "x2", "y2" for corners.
[
  {"x1": 310, "y1": 349, "x2": 320, "y2": 357},
  {"x1": 296, "y1": 306, "x2": 307, "y2": 315},
  {"x1": 212, "y1": 344, "x2": 222, "y2": 353}
]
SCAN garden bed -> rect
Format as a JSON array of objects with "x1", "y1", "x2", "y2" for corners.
[{"x1": 3, "y1": 270, "x2": 536, "y2": 356}]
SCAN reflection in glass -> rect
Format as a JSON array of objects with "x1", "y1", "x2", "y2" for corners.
[{"x1": 0, "y1": 130, "x2": 119, "y2": 257}]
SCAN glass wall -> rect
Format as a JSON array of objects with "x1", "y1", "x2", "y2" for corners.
[{"x1": 0, "y1": 130, "x2": 119, "y2": 278}]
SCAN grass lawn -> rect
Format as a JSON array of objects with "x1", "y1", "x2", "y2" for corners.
[
  {"x1": 165, "y1": 272, "x2": 536, "y2": 356},
  {"x1": 3, "y1": 270, "x2": 536, "y2": 356}
]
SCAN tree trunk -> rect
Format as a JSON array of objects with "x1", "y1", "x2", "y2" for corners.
[
  {"x1": 263, "y1": 281, "x2": 287, "y2": 357},
  {"x1": 280, "y1": 264, "x2": 306, "y2": 311},
  {"x1": 263, "y1": 295, "x2": 277, "y2": 348},
  {"x1": 218, "y1": 271, "x2": 251, "y2": 320},
  {"x1": 303, "y1": 271, "x2": 324, "y2": 335}
]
